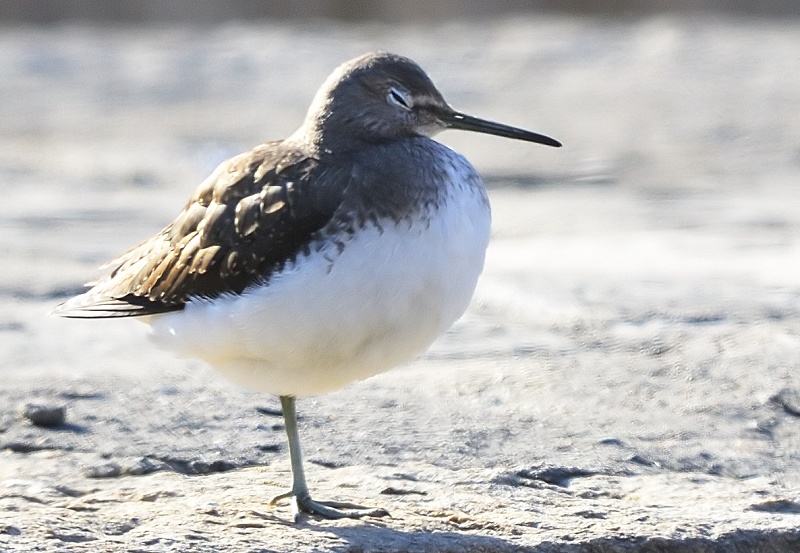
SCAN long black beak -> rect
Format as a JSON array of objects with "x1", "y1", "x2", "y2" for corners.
[{"x1": 441, "y1": 110, "x2": 561, "y2": 148}]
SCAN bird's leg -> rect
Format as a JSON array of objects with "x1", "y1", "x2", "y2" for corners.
[{"x1": 268, "y1": 395, "x2": 389, "y2": 521}]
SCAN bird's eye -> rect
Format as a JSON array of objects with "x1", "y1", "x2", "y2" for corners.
[{"x1": 387, "y1": 87, "x2": 412, "y2": 109}]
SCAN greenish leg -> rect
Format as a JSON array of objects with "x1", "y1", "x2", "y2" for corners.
[{"x1": 268, "y1": 395, "x2": 390, "y2": 521}]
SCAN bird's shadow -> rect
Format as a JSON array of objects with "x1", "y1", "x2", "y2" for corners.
[
  {"x1": 294, "y1": 520, "x2": 777, "y2": 552},
  {"x1": 305, "y1": 519, "x2": 520, "y2": 552},
  {"x1": 247, "y1": 509, "x2": 525, "y2": 551},
  {"x1": 305, "y1": 519, "x2": 658, "y2": 553}
]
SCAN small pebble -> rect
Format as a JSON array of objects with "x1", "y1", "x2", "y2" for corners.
[
  {"x1": 770, "y1": 388, "x2": 800, "y2": 418},
  {"x1": 85, "y1": 461, "x2": 122, "y2": 478},
  {"x1": 21, "y1": 403, "x2": 66, "y2": 427}
]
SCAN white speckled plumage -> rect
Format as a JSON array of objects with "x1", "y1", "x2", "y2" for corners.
[{"x1": 150, "y1": 143, "x2": 490, "y2": 396}]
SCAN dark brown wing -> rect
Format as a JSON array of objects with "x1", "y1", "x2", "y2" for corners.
[{"x1": 54, "y1": 141, "x2": 352, "y2": 318}]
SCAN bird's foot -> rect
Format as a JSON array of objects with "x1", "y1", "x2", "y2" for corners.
[{"x1": 269, "y1": 490, "x2": 389, "y2": 521}]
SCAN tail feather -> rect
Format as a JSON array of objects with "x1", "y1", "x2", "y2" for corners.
[{"x1": 52, "y1": 291, "x2": 180, "y2": 318}]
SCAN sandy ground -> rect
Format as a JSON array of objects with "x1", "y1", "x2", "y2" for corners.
[{"x1": 1, "y1": 15, "x2": 800, "y2": 552}]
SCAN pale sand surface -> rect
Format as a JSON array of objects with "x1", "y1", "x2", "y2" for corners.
[{"x1": 1, "y1": 16, "x2": 800, "y2": 552}]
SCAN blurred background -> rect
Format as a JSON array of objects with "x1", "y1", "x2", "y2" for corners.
[
  {"x1": 2, "y1": 0, "x2": 800, "y2": 502},
  {"x1": 1, "y1": 0, "x2": 800, "y2": 22}
]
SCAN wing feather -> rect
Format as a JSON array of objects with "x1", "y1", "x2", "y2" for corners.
[{"x1": 54, "y1": 142, "x2": 351, "y2": 318}]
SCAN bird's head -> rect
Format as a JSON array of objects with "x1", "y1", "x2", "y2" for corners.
[{"x1": 298, "y1": 52, "x2": 561, "y2": 154}]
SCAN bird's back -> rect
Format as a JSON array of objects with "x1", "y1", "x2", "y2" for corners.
[
  {"x1": 54, "y1": 140, "x2": 350, "y2": 317},
  {"x1": 143, "y1": 137, "x2": 491, "y2": 396}
]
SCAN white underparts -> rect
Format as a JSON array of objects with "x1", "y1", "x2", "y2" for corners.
[{"x1": 148, "y1": 147, "x2": 491, "y2": 396}]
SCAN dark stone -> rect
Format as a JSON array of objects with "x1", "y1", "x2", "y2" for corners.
[
  {"x1": 770, "y1": 388, "x2": 800, "y2": 418},
  {"x1": 21, "y1": 403, "x2": 66, "y2": 427}
]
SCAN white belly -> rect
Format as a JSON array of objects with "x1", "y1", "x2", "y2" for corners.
[{"x1": 149, "y1": 165, "x2": 491, "y2": 396}]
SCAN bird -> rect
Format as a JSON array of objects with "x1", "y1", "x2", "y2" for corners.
[{"x1": 54, "y1": 52, "x2": 561, "y2": 520}]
